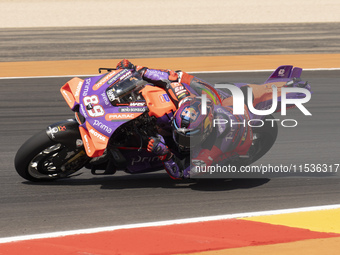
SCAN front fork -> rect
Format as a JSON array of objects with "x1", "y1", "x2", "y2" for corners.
[
  {"x1": 46, "y1": 119, "x2": 90, "y2": 175},
  {"x1": 46, "y1": 119, "x2": 127, "y2": 176}
]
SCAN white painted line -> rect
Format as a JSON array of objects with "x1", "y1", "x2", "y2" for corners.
[
  {"x1": 1, "y1": 203, "x2": 340, "y2": 244},
  {"x1": 0, "y1": 68, "x2": 339, "y2": 80}
]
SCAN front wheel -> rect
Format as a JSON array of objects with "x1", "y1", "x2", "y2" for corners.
[{"x1": 14, "y1": 130, "x2": 89, "y2": 182}]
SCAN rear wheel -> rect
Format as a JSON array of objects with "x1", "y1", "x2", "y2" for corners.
[
  {"x1": 14, "y1": 130, "x2": 89, "y2": 182},
  {"x1": 242, "y1": 114, "x2": 278, "y2": 165}
]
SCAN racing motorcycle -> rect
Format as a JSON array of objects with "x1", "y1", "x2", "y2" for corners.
[{"x1": 14, "y1": 65, "x2": 309, "y2": 181}]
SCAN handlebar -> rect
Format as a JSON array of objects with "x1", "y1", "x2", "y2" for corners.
[{"x1": 98, "y1": 67, "x2": 116, "y2": 73}]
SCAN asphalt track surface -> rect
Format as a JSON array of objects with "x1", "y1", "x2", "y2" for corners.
[{"x1": 0, "y1": 70, "x2": 339, "y2": 238}]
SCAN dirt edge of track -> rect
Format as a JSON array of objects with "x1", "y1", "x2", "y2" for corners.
[{"x1": 1, "y1": 54, "x2": 340, "y2": 78}]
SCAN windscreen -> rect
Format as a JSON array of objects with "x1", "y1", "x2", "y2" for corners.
[{"x1": 106, "y1": 71, "x2": 146, "y2": 105}]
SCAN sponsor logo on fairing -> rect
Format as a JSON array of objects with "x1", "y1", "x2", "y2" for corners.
[
  {"x1": 107, "y1": 69, "x2": 131, "y2": 85},
  {"x1": 101, "y1": 92, "x2": 110, "y2": 106},
  {"x1": 118, "y1": 70, "x2": 132, "y2": 81},
  {"x1": 131, "y1": 155, "x2": 160, "y2": 165},
  {"x1": 83, "y1": 134, "x2": 92, "y2": 153},
  {"x1": 62, "y1": 90, "x2": 73, "y2": 104},
  {"x1": 93, "y1": 120, "x2": 112, "y2": 134},
  {"x1": 159, "y1": 94, "x2": 170, "y2": 103},
  {"x1": 129, "y1": 102, "x2": 146, "y2": 107},
  {"x1": 89, "y1": 128, "x2": 107, "y2": 142},
  {"x1": 93, "y1": 71, "x2": 124, "y2": 91},
  {"x1": 106, "y1": 89, "x2": 115, "y2": 101},
  {"x1": 74, "y1": 81, "x2": 83, "y2": 98},
  {"x1": 119, "y1": 107, "x2": 146, "y2": 113},
  {"x1": 105, "y1": 113, "x2": 142, "y2": 121},
  {"x1": 80, "y1": 104, "x2": 88, "y2": 118},
  {"x1": 82, "y1": 78, "x2": 91, "y2": 97}
]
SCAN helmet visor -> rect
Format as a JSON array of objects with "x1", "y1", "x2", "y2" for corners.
[{"x1": 173, "y1": 128, "x2": 201, "y2": 151}]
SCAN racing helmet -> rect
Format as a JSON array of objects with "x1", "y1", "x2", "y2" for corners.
[{"x1": 172, "y1": 97, "x2": 214, "y2": 151}]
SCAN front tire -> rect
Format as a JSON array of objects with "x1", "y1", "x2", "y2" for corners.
[{"x1": 14, "y1": 130, "x2": 88, "y2": 182}]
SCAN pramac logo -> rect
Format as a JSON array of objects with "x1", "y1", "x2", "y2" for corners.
[{"x1": 105, "y1": 113, "x2": 143, "y2": 121}]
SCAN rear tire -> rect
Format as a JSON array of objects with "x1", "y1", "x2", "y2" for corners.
[{"x1": 245, "y1": 114, "x2": 278, "y2": 164}]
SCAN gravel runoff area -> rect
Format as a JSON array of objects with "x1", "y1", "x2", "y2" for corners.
[{"x1": 0, "y1": 0, "x2": 339, "y2": 28}]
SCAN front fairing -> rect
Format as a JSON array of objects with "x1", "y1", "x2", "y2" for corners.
[
  {"x1": 79, "y1": 71, "x2": 146, "y2": 133},
  {"x1": 61, "y1": 70, "x2": 148, "y2": 157},
  {"x1": 61, "y1": 69, "x2": 176, "y2": 158}
]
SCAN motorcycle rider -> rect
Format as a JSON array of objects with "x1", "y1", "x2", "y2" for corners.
[
  {"x1": 115, "y1": 59, "x2": 311, "y2": 179},
  {"x1": 116, "y1": 59, "x2": 252, "y2": 179}
]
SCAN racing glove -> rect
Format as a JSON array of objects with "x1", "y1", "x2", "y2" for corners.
[
  {"x1": 147, "y1": 134, "x2": 172, "y2": 161},
  {"x1": 116, "y1": 59, "x2": 135, "y2": 70},
  {"x1": 147, "y1": 135, "x2": 186, "y2": 179},
  {"x1": 116, "y1": 59, "x2": 148, "y2": 76},
  {"x1": 164, "y1": 159, "x2": 183, "y2": 179}
]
